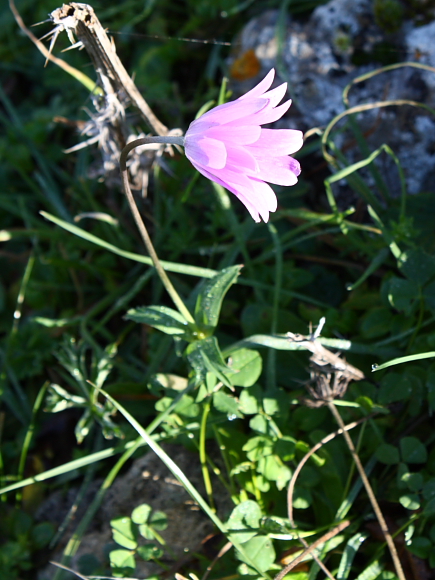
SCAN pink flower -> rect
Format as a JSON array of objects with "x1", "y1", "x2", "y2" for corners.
[{"x1": 184, "y1": 69, "x2": 303, "y2": 223}]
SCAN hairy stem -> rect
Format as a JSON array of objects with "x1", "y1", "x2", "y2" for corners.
[{"x1": 120, "y1": 137, "x2": 194, "y2": 324}]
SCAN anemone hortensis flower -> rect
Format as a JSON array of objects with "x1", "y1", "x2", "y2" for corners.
[{"x1": 184, "y1": 69, "x2": 303, "y2": 223}]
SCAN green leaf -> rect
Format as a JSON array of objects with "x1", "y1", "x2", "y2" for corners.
[
  {"x1": 243, "y1": 436, "x2": 273, "y2": 462},
  {"x1": 125, "y1": 305, "x2": 190, "y2": 336},
  {"x1": 30, "y1": 522, "x2": 55, "y2": 549},
  {"x1": 423, "y1": 478, "x2": 435, "y2": 500},
  {"x1": 337, "y1": 532, "x2": 369, "y2": 580},
  {"x1": 194, "y1": 265, "x2": 241, "y2": 332},
  {"x1": 400, "y1": 471, "x2": 423, "y2": 492},
  {"x1": 109, "y1": 549, "x2": 135, "y2": 573},
  {"x1": 149, "y1": 510, "x2": 168, "y2": 531},
  {"x1": 408, "y1": 537, "x2": 432, "y2": 559},
  {"x1": 400, "y1": 436, "x2": 427, "y2": 464},
  {"x1": 111, "y1": 517, "x2": 138, "y2": 550},
  {"x1": 399, "y1": 249, "x2": 435, "y2": 286},
  {"x1": 399, "y1": 494, "x2": 420, "y2": 510},
  {"x1": 274, "y1": 437, "x2": 296, "y2": 462},
  {"x1": 375, "y1": 443, "x2": 400, "y2": 465},
  {"x1": 239, "y1": 384, "x2": 262, "y2": 415},
  {"x1": 292, "y1": 488, "x2": 312, "y2": 509},
  {"x1": 378, "y1": 373, "x2": 412, "y2": 404},
  {"x1": 131, "y1": 504, "x2": 152, "y2": 525},
  {"x1": 425, "y1": 498, "x2": 435, "y2": 516},
  {"x1": 186, "y1": 336, "x2": 233, "y2": 386},
  {"x1": 137, "y1": 545, "x2": 164, "y2": 560},
  {"x1": 387, "y1": 277, "x2": 418, "y2": 313},
  {"x1": 45, "y1": 384, "x2": 87, "y2": 413},
  {"x1": 227, "y1": 500, "x2": 262, "y2": 544},
  {"x1": 213, "y1": 391, "x2": 243, "y2": 418},
  {"x1": 237, "y1": 535, "x2": 276, "y2": 572},
  {"x1": 258, "y1": 455, "x2": 291, "y2": 490},
  {"x1": 249, "y1": 414, "x2": 270, "y2": 434},
  {"x1": 226, "y1": 349, "x2": 262, "y2": 387}
]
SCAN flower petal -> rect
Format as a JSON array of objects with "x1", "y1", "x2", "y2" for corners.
[
  {"x1": 202, "y1": 125, "x2": 261, "y2": 144},
  {"x1": 210, "y1": 168, "x2": 277, "y2": 222},
  {"x1": 261, "y1": 82, "x2": 288, "y2": 108},
  {"x1": 195, "y1": 98, "x2": 268, "y2": 125},
  {"x1": 249, "y1": 156, "x2": 301, "y2": 186},
  {"x1": 225, "y1": 145, "x2": 258, "y2": 172},
  {"x1": 240, "y1": 99, "x2": 292, "y2": 126},
  {"x1": 251, "y1": 129, "x2": 303, "y2": 155},
  {"x1": 238, "y1": 68, "x2": 275, "y2": 100},
  {"x1": 185, "y1": 136, "x2": 227, "y2": 169}
]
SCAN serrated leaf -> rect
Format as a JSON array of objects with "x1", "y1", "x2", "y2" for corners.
[
  {"x1": 226, "y1": 349, "x2": 262, "y2": 387},
  {"x1": 125, "y1": 305, "x2": 190, "y2": 336},
  {"x1": 194, "y1": 265, "x2": 241, "y2": 331}
]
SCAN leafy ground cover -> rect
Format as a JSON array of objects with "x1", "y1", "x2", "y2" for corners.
[{"x1": 1, "y1": 0, "x2": 435, "y2": 579}]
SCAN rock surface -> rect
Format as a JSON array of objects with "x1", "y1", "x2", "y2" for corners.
[
  {"x1": 37, "y1": 445, "x2": 216, "y2": 579},
  {"x1": 229, "y1": 0, "x2": 435, "y2": 199}
]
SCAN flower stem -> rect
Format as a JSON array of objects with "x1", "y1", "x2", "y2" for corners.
[
  {"x1": 120, "y1": 137, "x2": 194, "y2": 324},
  {"x1": 327, "y1": 401, "x2": 406, "y2": 580}
]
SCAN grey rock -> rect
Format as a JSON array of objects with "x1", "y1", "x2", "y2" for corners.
[
  {"x1": 229, "y1": 0, "x2": 435, "y2": 199},
  {"x1": 38, "y1": 445, "x2": 218, "y2": 579}
]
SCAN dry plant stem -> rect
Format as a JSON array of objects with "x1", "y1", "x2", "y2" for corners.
[
  {"x1": 9, "y1": 0, "x2": 92, "y2": 87},
  {"x1": 273, "y1": 520, "x2": 350, "y2": 580},
  {"x1": 287, "y1": 415, "x2": 372, "y2": 525},
  {"x1": 327, "y1": 402, "x2": 406, "y2": 580},
  {"x1": 286, "y1": 417, "x2": 369, "y2": 580},
  {"x1": 50, "y1": 2, "x2": 168, "y2": 135},
  {"x1": 120, "y1": 137, "x2": 194, "y2": 324},
  {"x1": 201, "y1": 540, "x2": 233, "y2": 580}
]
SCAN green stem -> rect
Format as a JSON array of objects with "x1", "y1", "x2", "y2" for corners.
[
  {"x1": 15, "y1": 382, "x2": 49, "y2": 506},
  {"x1": 120, "y1": 137, "x2": 194, "y2": 324},
  {"x1": 200, "y1": 398, "x2": 215, "y2": 511},
  {"x1": 267, "y1": 223, "x2": 282, "y2": 389}
]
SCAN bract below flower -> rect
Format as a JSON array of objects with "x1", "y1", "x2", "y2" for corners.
[{"x1": 184, "y1": 69, "x2": 303, "y2": 223}]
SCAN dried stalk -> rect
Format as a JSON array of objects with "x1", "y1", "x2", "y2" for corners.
[
  {"x1": 285, "y1": 417, "x2": 370, "y2": 580},
  {"x1": 273, "y1": 520, "x2": 350, "y2": 580},
  {"x1": 49, "y1": 2, "x2": 168, "y2": 136},
  {"x1": 327, "y1": 402, "x2": 406, "y2": 580}
]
